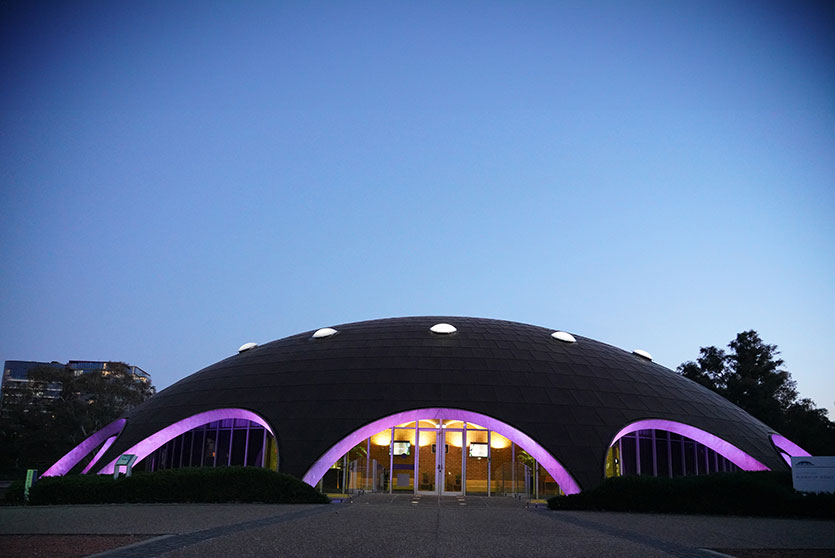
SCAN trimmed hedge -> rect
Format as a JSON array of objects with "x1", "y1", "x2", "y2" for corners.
[
  {"x1": 3, "y1": 467, "x2": 329, "y2": 506},
  {"x1": 547, "y1": 471, "x2": 835, "y2": 518}
]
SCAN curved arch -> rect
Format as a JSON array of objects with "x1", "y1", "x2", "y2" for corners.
[
  {"x1": 81, "y1": 434, "x2": 119, "y2": 474},
  {"x1": 42, "y1": 418, "x2": 126, "y2": 477},
  {"x1": 609, "y1": 419, "x2": 769, "y2": 472},
  {"x1": 98, "y1": 408, "x2": 275, "y2": 474},
  {"x1": 771, "y1": 434, "x2": 811, "y2": 465},
  {"x1": 302, "y1": 407, "x2": 582, "y2": 494}
]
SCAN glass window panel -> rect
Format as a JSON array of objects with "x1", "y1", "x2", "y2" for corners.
[
  {"x1": 417, "y1": 429, "x2": 436, "y2": 492},
  {"x1": 246, "y1": 429, "x2": 265, "y2": 467},
  {"x1": 696, "y1": 444, "x2": 707, "y2": 475},
  {"x1": 369, "y1": 432, "x2": 390, "y2": 491},
  {"x1": 671, "y1": 438, "x2": 684, "y2": 477},
  {"x1": 393, "y1": 427, "x2": 416, "y2": 446},
  {"x1": 231, "y1": 429, "x2": 247, "y2": 465},
  {"x1": 491, "y1": 434, "x2": 513, "y2": 494},
  {"x1": 465, "y1": 430, "x2": 488, "y2": 495},
  {"x1": 621, "y1": 436, "x2": 637, "y2": 476},
  {"x1": 217, "y1": 429, "x2": 231, "y2": 466},
  {"x1": 204, "y1": 430, "x2": 217, "y2": 466},
  {"x1": 392, "y1": 433, "x2": 414, "y2": 492},
  {"x1": 171, "y1": 437, "x2": 181, "y2": 469},
  {"x1": 655, "y1": 435, "x2": 670, "y2": 478},
  {"x1": 443, "y1": 430, "x2": 462, "y2": 493},
  {"x1": 538, "y1": 468, "x2": 560, "y2": 498},
  {"x1": 181, "y1": 431, "x2": 193, "y2": 468},
  {"x1": 639, "y1": 436, "x2": 654, "y2": 476},
  {"x1": 191, "y1": 429, "x2": 204, "y2": 467},
  {"x1": 706, "y1": 449, "x2": 716, "y2": 474},
  {"x1": 684, "y1": 440, "x2": 696, "y2": 475}
]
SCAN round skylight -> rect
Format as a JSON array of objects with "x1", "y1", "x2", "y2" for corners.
[
  {"x1": 238, "y1": 342, "x2": 257, "y2": 353},
  {"x1": 312, "y1": 327, "x2": 338, "y2": 339},
  {"x1": 633, "y1": 349, "x2": 653, "y2": 361},
  {"x1": 430, "y1": 323, "x2": 457, "y2": 334},
  {"x1": 551, "y1": 331, "x2": 576, "y2": 343}
]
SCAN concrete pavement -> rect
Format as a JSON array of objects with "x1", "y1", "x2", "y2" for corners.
[{"x1": 0, "y1": 494, "x2": 833, "y2": 557}]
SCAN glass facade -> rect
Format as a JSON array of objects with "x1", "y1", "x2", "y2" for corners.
[
  {"x1": 143, "y1": 418, "x2": 275, "y2": 471},
  {"x1": 319, "y1": 418, "x2": 563, "y2": 498},
  {"x1": 605, "y1": 429, "x2": 740, "y2": 479}
]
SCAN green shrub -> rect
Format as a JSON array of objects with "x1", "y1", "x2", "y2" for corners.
[
  {"x1": 3, "y1": 479, "x2": 25, "y2": 505},
  {"x1": 547, "y1": 471, "x2": 835, "y2": 517},
  {"x1": 4, "y1": 467, "x2": 329, "y2": 506}
]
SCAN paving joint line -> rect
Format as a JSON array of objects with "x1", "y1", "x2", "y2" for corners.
[
  {"x1": 89, "y1": 505, "x2": 336, "y2": 558},
  {"x1": 536, "y1": 509, "x2": 723, "y2": 558}
]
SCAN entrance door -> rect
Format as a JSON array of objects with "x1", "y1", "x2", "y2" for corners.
[
  {"x1": 416, "y1": 428, "x2": 437, "y2": 494},
  {"x1": 441, "y1": 429, "x2": 463, "y2": 495},
  {"x1": 416, "y1": 428, "x2": 464, "y2": 495}
]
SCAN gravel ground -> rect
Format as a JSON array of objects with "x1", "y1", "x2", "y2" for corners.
[{"x1": 0, "y1": 534, "x2": 154, "y2": 558}]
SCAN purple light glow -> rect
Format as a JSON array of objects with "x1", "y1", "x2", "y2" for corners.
[
  {"x1": 301, "y1": 408, "x2": 582, "y2": 494},
  {"x1": 610, "y1": 419, "x2": 769, "y2": 471},
  {"x1": 42, "y1": 418, "x2": 126, "y2": 477},
  {"x1": 98, "y1": 408, "x2": 275, "y2": 475},
  {"x1": 770, "y1": 434, "x2": 811, "y2": 459},
  {"x1": 81, "y1": 435, "x2": 118, "y2": 474}
]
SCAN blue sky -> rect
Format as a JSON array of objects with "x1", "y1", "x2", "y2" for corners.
[{"x1": 1, "y1": 1, "x2": 833, "y2": 415}]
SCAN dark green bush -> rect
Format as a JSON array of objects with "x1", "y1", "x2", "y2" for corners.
[
  {"x1": 4, "y1": 467, "x2": 329, "y2": 506},
  {"x1": 547, "y1": 471, "x2": 835, "y2": 518},
  {"x1": 3, "y1": 479, "x2": 25, "y2": 505}
]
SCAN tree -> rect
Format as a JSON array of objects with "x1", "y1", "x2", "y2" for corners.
[
  {"x1": 677, "y1": 330, "x2": 833, "y2": 454},
  {"x1": 0, "y1": 362, "x2": 155, "y2": 474},
  {"x1": 782, "y1": 398, "x2": 835, "y2": 456},
  {"x1": 677, "y1": 345, "x2": 726, "y2": 392}
]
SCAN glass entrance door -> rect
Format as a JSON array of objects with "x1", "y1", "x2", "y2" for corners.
[
  {"x1": 416, "y1": 428, "x2": 437, "y2": 494},
  {"x1": 441, "y1": 429, "x2": 463, "y2": 495},
  {"x1": 416, "y1": 428, "x2": 463, "y2": 495}
]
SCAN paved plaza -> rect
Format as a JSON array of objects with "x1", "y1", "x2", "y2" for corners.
[{"x1": 1, "y1": 494, "x2": 834, "y2": 557}]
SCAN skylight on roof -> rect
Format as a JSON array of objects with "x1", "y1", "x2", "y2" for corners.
[
  {"x1": 633, "y1": 349, "x2": 653, "y2": 361},
  {"x1": 551, "y1": 331, "x2": 576, "y2": 343},
  {"x1": 430, "y1": 323, "x2": 457, "y2": 334},
  {"x1": 238, "y1": 342, "x2": 257, "y2": 353},
  {"x1": 312, "y1": 327, "x2": 338, "y2": 339}
]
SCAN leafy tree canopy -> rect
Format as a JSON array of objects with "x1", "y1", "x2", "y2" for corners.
[
  {"x1": 677, "y1": 331, "x2": 834, "y2": 455},
  {"x1": 0, "y1": 362, "x2": 155, "y2": 474}
]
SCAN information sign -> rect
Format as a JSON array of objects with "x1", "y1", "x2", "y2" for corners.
[
  {"x1": 113, "y1": 454, "x2": 138, "y2": 479},
  {"x1": 791, "y1": 456, "x2": 835, "y2": 494},
  {"x1": 24, "y1": 469, "x2": 37, "y2": 503}
]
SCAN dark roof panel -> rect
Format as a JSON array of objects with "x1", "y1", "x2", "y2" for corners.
[{"x1": 99, "y1": 316, "x2": 786, "y2": 491}]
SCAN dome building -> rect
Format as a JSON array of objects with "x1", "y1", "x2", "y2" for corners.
[{"x1": 44, "y1": 317, "x2": 810, "y2": 497}]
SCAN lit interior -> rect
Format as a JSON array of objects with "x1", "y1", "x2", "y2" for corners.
[{"x1": 305, "y1": 408, "x2": 579, "y2": 496}]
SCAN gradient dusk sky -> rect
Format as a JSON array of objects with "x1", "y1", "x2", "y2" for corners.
[{"x1": 1, "y1": 1, "x2": 833, "y2": 414}]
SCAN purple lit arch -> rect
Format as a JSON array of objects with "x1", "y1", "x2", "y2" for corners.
[
  {"x1": 609, "y1": 419, "x2": 770, "y2": 472},
  {"x1": 301, "y1": 408, "x2": 582, "y2": 494},
  {"x1": 42, "y1": 418, "x2": 126, "y2": 477},
  {"x1": 771, "y1": 434, "x2": 811, "y2": 466},
  {"x1": 98, "y1": 408, "x2": 275, "y2": 475},
  {"x1": 82, "y1": 435, "x2": 118, "y2": 474}
]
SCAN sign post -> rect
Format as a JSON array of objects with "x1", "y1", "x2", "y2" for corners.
[
  {"x1": 113, "y1": 454, "x2": 138, "y2": 479},
  {"x1": 24, "y1": 469, "x2": 37, "y2": 504}
]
